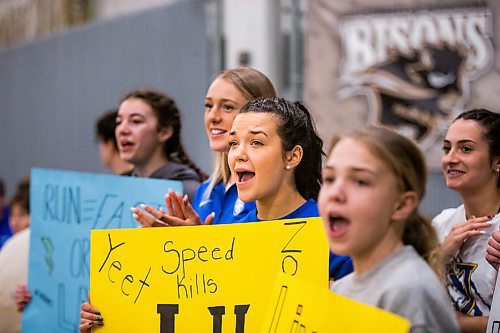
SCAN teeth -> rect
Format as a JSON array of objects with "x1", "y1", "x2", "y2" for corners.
[{"x1": 211, "y1": 129, "x2": 225, "y2": 135}]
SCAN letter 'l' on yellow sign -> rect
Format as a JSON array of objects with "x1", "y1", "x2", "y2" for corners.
[
  {"x1": 90, "y1": 217, "x2": 329, "y2": 332},
  {"x1": 263, "y1": 273, "x2": 410, "y2": 332}
]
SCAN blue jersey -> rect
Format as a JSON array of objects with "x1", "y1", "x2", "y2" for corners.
[
  {"x1": 234, "y1": 198, "x2": 319, "y2": 223},
  {"x1": 192, "y1": 181, "x2": 256, "y2": 225},
  {"x1": 0, "y1": 206, "x2": 11, "y2": 249},
  {"x1": 234, "y1": 199, "x2": 353, "y2": 281}
]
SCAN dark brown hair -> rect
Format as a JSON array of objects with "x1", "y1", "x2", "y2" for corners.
[{"x1": 122, "y1": 89, "x2": 207, "y2": 180}]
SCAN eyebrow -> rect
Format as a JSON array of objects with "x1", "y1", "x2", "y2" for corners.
[
  {"x1": 229, "y1": 129, "x2": 268, "y2": 137},
  {"x1": 205, "y1": 97, "x2": 237, "y2": 104},
  {"x1": 323, "y1": 164, "x2": 376, "y2": 175},
  {"x1": 443, "y1": 139, "x2": 476, "y2": 144},
  {"x1": 250, "y1": 130, "x2": 268, "y2": 137}
]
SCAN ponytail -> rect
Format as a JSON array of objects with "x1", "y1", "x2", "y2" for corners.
[{"x1": 403, "y1": 212, "x2": 443, "y2": 281}]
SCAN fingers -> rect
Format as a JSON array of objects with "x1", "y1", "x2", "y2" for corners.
[
  {"x1": 15, "y1": 284, "x2": 32, "y2": 312},
  {"x1": 491, "y1": 230, "x2": 500, "y2": 243},
  {"x1": 132, "y1": 206, "x2": 169, "y2": 228},
  {"x1": 132, "y1": 207, "x2": 157, "y2": 227},
  {"x1": 180, "y1": 195, "x2": 203, "y2": 225},
  {"x1": 80, "y1": 302, "x2": 104, "y2": 331},
  {"x1": 79, "y1": 320, "x2": 93, "y2": 333},
  {"x1": 166, "y1": 190, "x2": 186, "y2": 219},
  {"x1": 141, "y1": 204, "x2": 166, "y2": 221},
  {"x1": 486, "y1": 232, "x2": 500, "y2": 271},
  {"x1": 160, "y1": 214, "x2": 190, "y2": 227},
  {"x1": 485, "y1": 253, "x2": 500, "y2": 271},
  {"x1": 467, "y1": 215, "x2": 494, "y2": 227},
  {"x1": 204, "y1": 212, "x2": 215, "y2": 225},
  {"x1": 131, "y1": 191, "x2": 207, "y2": 228}
]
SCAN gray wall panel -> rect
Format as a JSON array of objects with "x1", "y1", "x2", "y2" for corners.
[{"x1": 0, "y1": 0, "x2": 212, "y2": 197}]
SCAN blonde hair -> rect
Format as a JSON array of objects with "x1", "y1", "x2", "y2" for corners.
[
  {"x1": 202, "y1": 67, "x2": 277, "y2": 201},
  {"x1": 330, "y1": 126, "x2": 442, "y2": 278}
]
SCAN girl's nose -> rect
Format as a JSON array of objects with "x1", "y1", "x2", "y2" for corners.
[
  {"x1": 328, "y1": 180, "x2": 347, "y2": 203},
  {"x1": 442, "y1": 148, "x2": 458, "y2": 164},
  {"x1": 207, "y1": 106, "x2": 221, "y2": 123},
  {"x1": 235, "y1": 145, "x2": 247, "y2": 161},
  {"x1": 116, "y1": 121, "x2": 129, "y2": 134}
]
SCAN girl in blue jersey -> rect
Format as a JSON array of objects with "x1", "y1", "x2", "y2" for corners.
[
  {"x1": 226, "y1": 98, "x2": 352, "y2": 279},
  {"x1": 319, "y1": 126, "x2": 459, "y2": 332}
]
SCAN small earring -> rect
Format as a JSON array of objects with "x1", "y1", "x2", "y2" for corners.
[{"x1": 286, "y1": 165, "x2": 291, "y2": 170}]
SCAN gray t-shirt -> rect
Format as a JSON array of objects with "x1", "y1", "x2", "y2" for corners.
[
  {"x1": 331, "y1": 246, "x2": 459, "y2": 333},
  {"x1": 132, "y1": 162, "x2": 202, "y2": 201}
]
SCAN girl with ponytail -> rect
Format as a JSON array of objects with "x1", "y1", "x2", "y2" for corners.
[
  {"x1": 433, "y1": 108, "x2": 500, "y2": 332},
  {"x1": 115, "y1": 89, "x2": 206, "y2": 199},
  {"x1": 319, "y1": 126, "x2": 458, "y2": 332}
]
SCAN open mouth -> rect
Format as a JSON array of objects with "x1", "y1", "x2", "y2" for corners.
[
  {"x1": 328, "y1": 214, "x2": 349, "y2": 237},
  {"x1": 120, "y1": 140, "x2": 134, "y2": 152},
  {"x1": 237, "y1": 171, "x2": 255, "y2": 183}
]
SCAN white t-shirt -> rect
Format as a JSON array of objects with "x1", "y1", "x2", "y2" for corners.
[
  {"x1": 432, "y1": 205, "x2": 500, "y2": 316},
  {"x1": 0, "y1": 228, "x2": 30, "y2": 333}
]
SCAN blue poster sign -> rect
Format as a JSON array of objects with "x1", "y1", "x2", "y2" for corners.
[{"x1": 22, "y1": 168, "x2": 182, "y2": 333}]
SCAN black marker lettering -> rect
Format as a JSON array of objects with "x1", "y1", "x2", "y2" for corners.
[
  {"x1": 98, "y1": 233, "x2": 125, "y2": 273},
  {"x1": 157, "y1": 304, "x2": 179, "y2": 333}
]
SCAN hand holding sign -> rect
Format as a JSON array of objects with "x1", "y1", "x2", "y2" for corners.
[{"x1": 80, "y1": 296, "x2": 103, "y2": 332}]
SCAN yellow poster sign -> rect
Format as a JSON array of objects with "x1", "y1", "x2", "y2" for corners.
[
  {"x1": 263, "y1": 274, "x2": 410, "y2": 332},
  {"x1": 90, "y1": 217, "x2": 329, "y2": 332}
]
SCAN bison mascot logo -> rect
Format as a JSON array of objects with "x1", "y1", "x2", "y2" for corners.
[{"x1": 338, "y1": 6, "x2": 493, "y2": 150}]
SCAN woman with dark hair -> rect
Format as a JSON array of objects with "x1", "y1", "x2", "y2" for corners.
[
  {"x1": 116, "y1": 89, "x2": 206, "y2": 199},
  {"x1": 227, "y1": 97, "x2": 324, "y2": 221},
  {"x1": 432, "y1": 108, "x2": 500, "y2": 332}
]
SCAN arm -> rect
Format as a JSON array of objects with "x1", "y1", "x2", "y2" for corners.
[{"x1": 455, "y1": 312, "x2": 488, "y2": 333}]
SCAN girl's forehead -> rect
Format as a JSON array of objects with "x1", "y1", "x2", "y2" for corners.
[
  {"x1": 234, "y1": 112, "x2": 279, "y2": 127},
  {"x1": 118, "y1": 98, "x2": 154, "y2": 116},
  {"x1": 328, "y1": 138, "x2": 386, "y2": 171},
  {"x1": 446, "y1": 119, "x2": 484, "y2": 142}
]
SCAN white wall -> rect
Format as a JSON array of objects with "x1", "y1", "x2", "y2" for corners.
[{"x1": 223, "y1": 0, "x2": 281, "y2": 88}]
